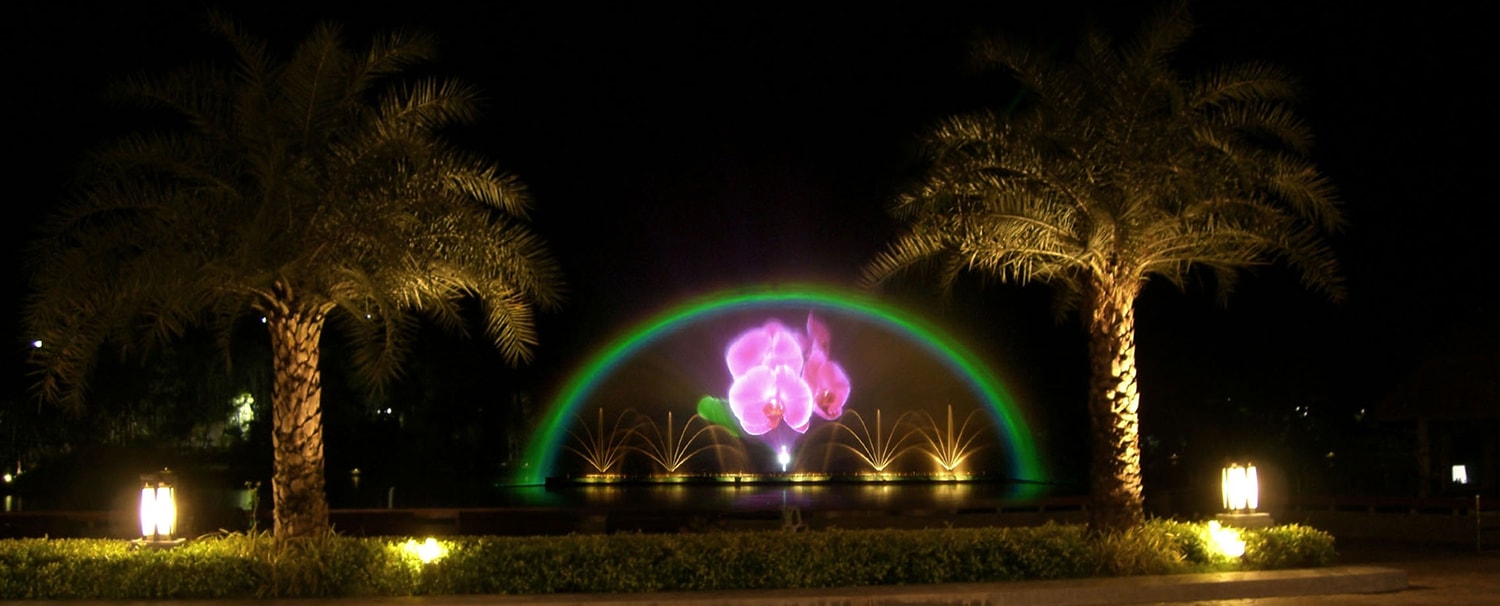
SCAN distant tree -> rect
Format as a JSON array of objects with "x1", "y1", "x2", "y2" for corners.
[
  {"x1": 862, "y1": 2, "x2": 1342, "y2": 531},
  {"x1": 24, "y1": 14, "x2": 563, "y2": 538}
]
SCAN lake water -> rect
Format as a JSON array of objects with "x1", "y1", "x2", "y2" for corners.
[{"x1": 333, "y1": 475, "x2": 1079, "y2": 514}]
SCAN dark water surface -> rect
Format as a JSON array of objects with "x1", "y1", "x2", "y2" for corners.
[{"x1": 334, "y1": 476, "x2": 1078, "y2": 513}]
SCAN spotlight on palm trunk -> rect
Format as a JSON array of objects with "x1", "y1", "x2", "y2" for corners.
[
  {"x1": 134, "y1": 469, "x2": 185, "y2": 549},
  {"x1": 1216, "y1": 462, "x2": 1272, "y2": 529}
]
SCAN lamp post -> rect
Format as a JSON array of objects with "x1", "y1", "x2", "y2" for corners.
[
  {"x1": 1216, "y1": 462, "x2": 1272, "y2": 528},
  {"x1": 134, "y1": 469, "x2": 185, "y2": 549}
]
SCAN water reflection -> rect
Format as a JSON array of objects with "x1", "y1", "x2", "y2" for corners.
[{"x1": 481, "y1": 479, "x2": 1060, "y2": 513}]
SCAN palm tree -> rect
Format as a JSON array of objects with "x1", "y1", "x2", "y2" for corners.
[
  {"x1": 24, "y1": 15, "x2": 563, "y2": 539},
  {"x1": 861, "y1": 2, "x2": 1342, "y2": 532}
]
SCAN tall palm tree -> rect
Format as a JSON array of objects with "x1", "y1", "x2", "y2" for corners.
[
  {"x1": 862, "y1": 2, "x2": 1342, "y2": 532},
  {"x1": 24, "y1": 15, "x2": 563, "y2": 539}
]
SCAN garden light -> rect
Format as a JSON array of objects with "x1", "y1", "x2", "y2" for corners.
[
  {"x1": 1222, "y1": 463, "x2": 1258, "y2": 512},
  {"x1": 1206, "y1": 520, "x2": 1246, "y2": 558},
  {"x1": 1217, "y1": 462, "x2": 1273, "y2": 529},
  {"x1": 403, "y1": 537, "x2": 447, "y2": 564},
  {"x1": 135, "y1": 469, "x2": 184, "y2": 548}
]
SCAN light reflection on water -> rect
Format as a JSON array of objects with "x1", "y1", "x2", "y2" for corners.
[
  {"x1": 483, "y1": 480, "x2": 1059, "y2": 513},
  {"x1": 0, "y1": 478, "x2": 1068, "y2": 514}
]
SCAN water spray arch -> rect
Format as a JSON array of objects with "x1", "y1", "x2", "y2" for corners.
[{"x1": 515, "y1": 284, "x2": 1046, "y2": 486}]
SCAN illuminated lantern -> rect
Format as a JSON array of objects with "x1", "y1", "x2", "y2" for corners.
[
  {"x1": 1221, "y1": 463, "x2": 1258, "y2": 512},
  {"x1": 1217, "y1": 462, "x2": 1272, "y2": 530},
  {"x1": 1452, "y1": 464, "x2": 1469, "y2": 485},
  {"x1": 136, "y1": 469, "x2": 184, "y2": 548}
]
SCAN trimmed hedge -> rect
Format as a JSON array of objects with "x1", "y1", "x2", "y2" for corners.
[{"x1": 0, "y1": 520, "x2": 1335, "y2": 600}]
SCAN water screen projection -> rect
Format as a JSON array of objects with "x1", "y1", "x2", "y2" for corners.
[
  {"x1": 695, "y1": 313, "x2": 850, "y2": 467},
  {"x1": 516, "y1": 286, "x2": 1045, "y2": 485}
]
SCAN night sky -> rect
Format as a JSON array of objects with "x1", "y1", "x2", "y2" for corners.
[{"x1": 7, "y1": 2, "x2": 1497, "y2": 477}]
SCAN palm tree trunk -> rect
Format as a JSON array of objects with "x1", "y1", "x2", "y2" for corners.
[
  {"x1": 1085, "y1": 271, "x2": 1145, "y2": 531},
  {"x1": 266, "y1": 303, "x2": 331, "y2": 539}
]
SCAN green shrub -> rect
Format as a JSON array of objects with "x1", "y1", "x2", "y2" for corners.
[
  {"x1": 1241, "y1": 524, "x2": 1337, "y2": 570},
  {"x1": 0, "y1": 520, "x2": 1335, "y2": 600}
]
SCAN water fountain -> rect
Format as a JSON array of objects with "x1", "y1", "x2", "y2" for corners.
[
  {"x1": 522, "y1": 286, "x2": 1061, "y2": 520},
  {"x1": 563, "y1": 404, "x2": 991, "y2": 480},
  {"x1": 913, "y1": 405, "x2": 989, "y2": 475},
  {"x1": 826, "y1": 409, "x2": 920, "y2": 473},
  {"x1": 629, "y1": 411, "x2": 747, "y2": 475},
  {"x1": 565, "y1": 407, "x2": 636, "y2": 476}
]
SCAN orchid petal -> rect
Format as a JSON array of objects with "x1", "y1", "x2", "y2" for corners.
[
  {"x1": 726, "y1": 320, "x2": 804, "y2": 379},
  {"x1": 806, "y1": 351, "x2": 850, "y2": 421},
  {"x1": 806, "y1": 312, "x2": 830, "y2": 356},
  {"x1": 778, "y1": 371, "x2": 814, "y2": 433},
  {"x1": 728, "y1": 365, "x2": 812, "y2": 436}
]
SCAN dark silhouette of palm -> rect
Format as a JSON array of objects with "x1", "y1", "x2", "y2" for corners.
[
  {"x1": 863, "y1": 2, "x2": 1341, "y2": 531},
  {"x1": 24, "y1": 15, "x2": 563, "y2": 538}
]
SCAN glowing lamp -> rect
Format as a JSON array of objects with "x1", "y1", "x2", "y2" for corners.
[
  {"x1": 1206, "y1": 520, "x2": 1245, "y2": 558},
  {"x1": 135, "y1": 469, "x2": 184, "y2": 548},
  {"x1": 1216, "y1": 462, "x2": 1273, "y2": 529},
  {"x1": 403, "y1": 537, "x2": 447, "y2": 564},
  {"x1": 1222, "y1": 463, "x2": 1258, "y2": 512},
  {"x1": 1452, "y1": 464, "x2": 1468, "y2": 485}
]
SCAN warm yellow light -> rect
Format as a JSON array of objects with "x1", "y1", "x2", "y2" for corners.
[
  {"x1": 139, "y1": 474, "x2": 177, "y2": 539},
  {"x1": 1222, "y1": 463, "x2": 1258, "y2": 512},
  {"x1": 1207, "y1": 521, "x2": 1245, "y2": 558},
  {"x1": 139, "y1": 486, "x2": 154, "y2": 537},
  {"x1": 403, "y1": 537, "x2": 447, "y2": 564}
]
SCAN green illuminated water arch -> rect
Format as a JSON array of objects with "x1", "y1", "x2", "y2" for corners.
[{"x1": 515, "y1": 284, "x2": 1045, "y2": 485}]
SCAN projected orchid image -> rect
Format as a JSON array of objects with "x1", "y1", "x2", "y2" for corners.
[
  {"x1": 525, "y1": 287, "x2": 1048, "y2": 486},
  {"x1": 722, "y1": 313, "x2": 850, "y2": 436}
]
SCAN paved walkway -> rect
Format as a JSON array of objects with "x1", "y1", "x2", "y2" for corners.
[
  {"x1": 13, "y1": 539, "x2": 1495, "y2": 605},
  {"x1": 1148, "y1": 539, "x2": 1500, "y2": 606}
]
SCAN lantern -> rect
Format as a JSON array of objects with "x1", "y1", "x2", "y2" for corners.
[
  {"x1": 1216, "y1": 462, "x2": 1272, "y2": 529},
  {"x1": 1222, "y1": 463, "x2": 1258, "y2": 512},
  {"x1": 136, "y1": 469, "x2": 184, "y2": 548}
]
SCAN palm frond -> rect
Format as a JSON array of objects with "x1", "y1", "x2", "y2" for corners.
[
  {"x1": 436, "y1": 153, "x2": 533, "y2": 218},
  {"x1": 1189, "y1": 62, "x2": 1300, "y2": 108},
  {"x1": 1262, "y1": 154, "x2": 1342, "y2": 232},
  {"x1": 1122, "y1": 0, "x2": 1194, "y2": 69},
  {"x1": 205, "y1": 10, "x2": 274, "y2": 101},
  {"x1": 859, "y1": 230, "x2": 951, "y2": 290},
  {"x1": 24, "y1": 14, "x2": 564, "y2": 412},
  {"x1": 870, "y1": 1, "x2": 1341, "y2": 318},
  {"x1": 481, "y1": 291, "x2": 542, "y2": 365},
  {"x1": 357, "y1": 29, "x2": 437, "y2": 81}
]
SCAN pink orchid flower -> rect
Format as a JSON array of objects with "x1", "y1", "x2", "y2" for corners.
[
  {"x1": 804, "y1": 348, "x2": 850, "y2": 421},
  {"x1": 728, "y1": 365, "x2": 814, "y2": 435},
  {"x1": 725, "y1": 320, "x2": 804, "y2": 379}
]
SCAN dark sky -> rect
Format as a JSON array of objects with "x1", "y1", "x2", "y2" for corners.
[{"x1": 7, "y1": 1, "x2": 1498, "y2": 456}]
